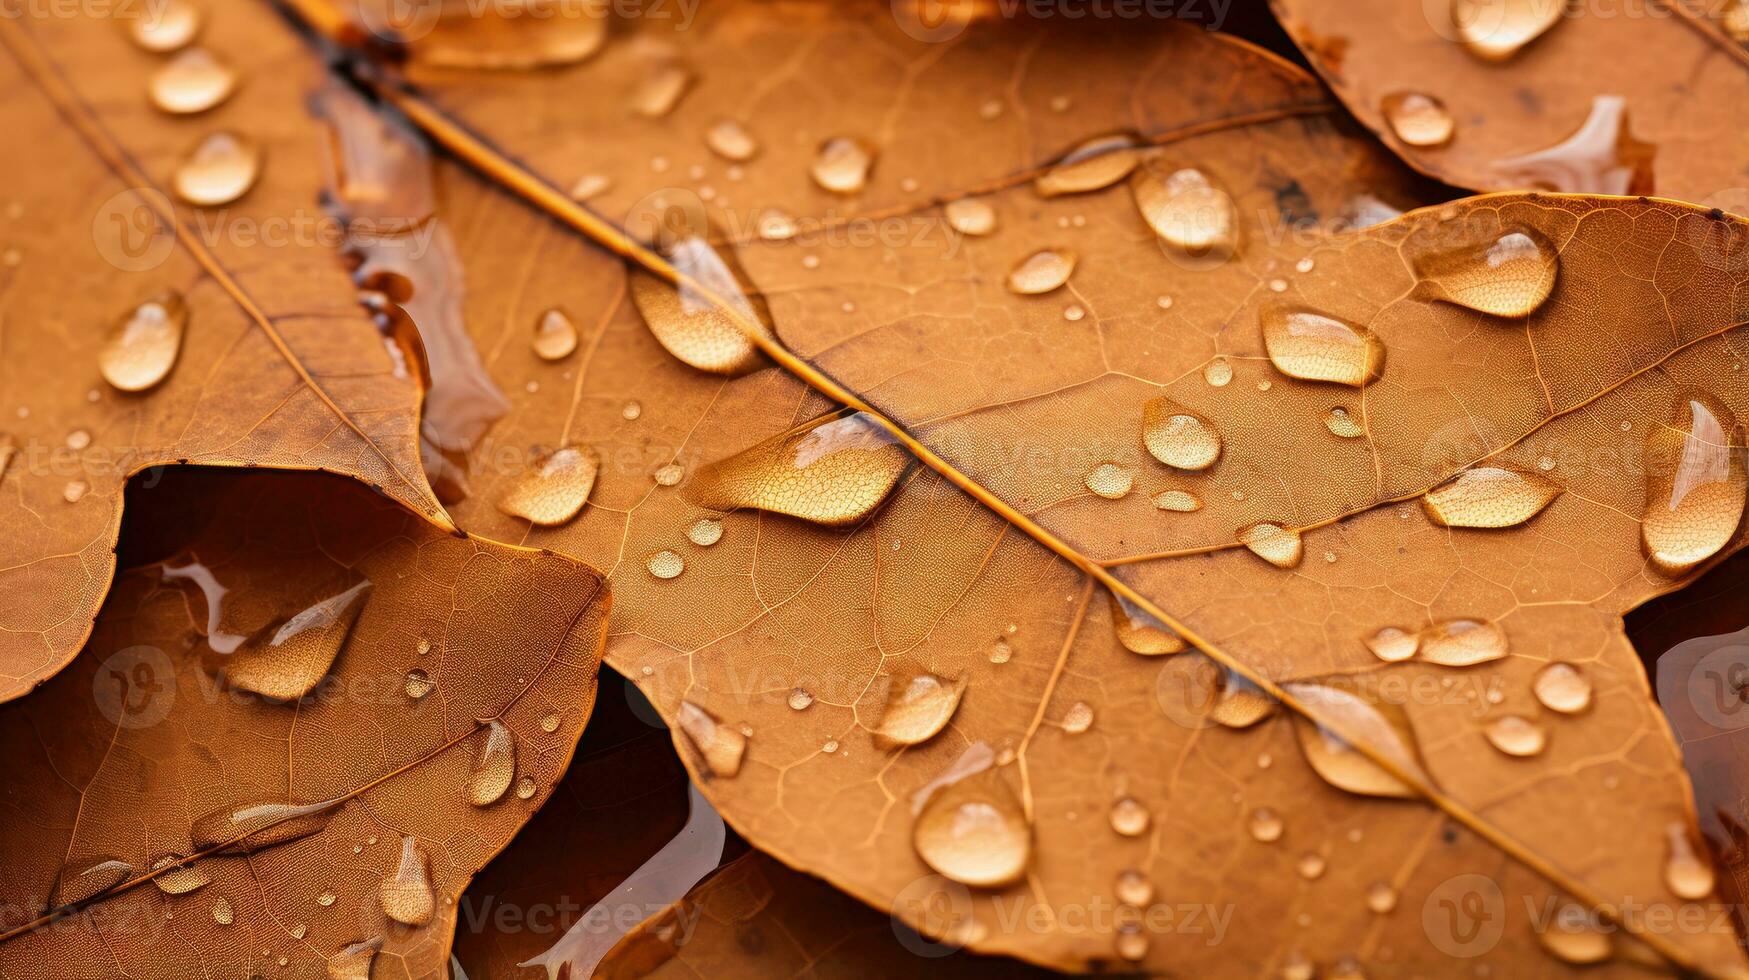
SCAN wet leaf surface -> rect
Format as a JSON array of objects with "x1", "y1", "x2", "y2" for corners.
[{"x1": 0, "y1": 468, "x2": 606, "y2": 979}]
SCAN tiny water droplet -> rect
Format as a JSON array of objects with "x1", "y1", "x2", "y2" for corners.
[
  {"x1": 1085, "y1": 462, "x2": 1134, "y2": 499},
  {"x1": 379, "y1": 836, "x2": 434, "y2": 926},
  {"x1": 1110, "y1": 592, "x2": 1185, "y2": 655},
  {"x1": 1238, "y1": 522, "x2": 1303, "y2": 569},
  {"x1": 316, "y1": 891, "x2": 337, "y2": 906},
  {"x1": 1537, "y1": 904, "x2": 1612, "y2": 964},
  {"x1": 173, "y1": 131, "x2": 260, "y2": 206},
  {"x1": 989, "y1": 638, "x2": 1013, "y2": 664},
  {"x1": 1115, "y1": 868, "x2": 1153, "y2": 906},
  {"x1": 192, "y1": 800, "x2": 338, "y2": 855},
  {"x1": 65, "y1": 429, "x2": 91, "y2": 451},
  {"x1": 1641, "y1": 391, "x2": 1746, "y2": 576},
  {"x1": 569, "y1": 174, "x2": 611, "y2": 200},
  {"x1": 1151, "y1": 489, "x2": 1202, "y2": 512},
  {"x1": 1249, "y1": 807, "x2": 1283, "y2": 842},
  {"x1": 538, "y1": 712, "x2": 561, "y2": 733},
  {"x1": 1420, "y1": 619, "x2": 1508, "y2": 666},
  {"x1": 788, "y1": 688, "x2": 813, "y2": 711},
  {"x1": 1203, "y1": 357, "x2": 1233, "y2": 387},
  {"x1": 1367, "y1": 881, "x2": 1398, "y2": 913},
  {"x1": 1381, "y1": 92, "x2": 1454, "y2": 146},
  {"x1": 1664, "y1": 823, "x2": 1715, "y2": 900},
  {"x1": 1483, "y1": 714, "x2": 1546, "y2": 757},
  {"x1": 1422, "y1": 467, "x2": 1561, "y2": 528},
  {"x1": 1365, "y1": 626, "x2": 1419, "y2": 663},
  {"x1": 1281, "y1": 952, "x2": 1315, "y2": 980},
  {"x1": 403, "y1": 667, "x2": 434, "y2": 700},
  {"x1": 1452, "y1": 0, "x2": 1565, "y2": 60},
  {"x1": 1725, "y1": 0, "x2": 1749, "y2": 40},
  {"x1": 911, "y1": 770, "x2": 1029, "y2": 888},
  {"x1": 532, "y1": 308, "x2": 578, "y2": 361},
  {"x1": 1325, "y1": 407, "x2": 1365, "y2": 439},
  {"x1": 1142, "y1": 397, "x2": 1221, "y2": 471},
  {"x1": 678, "y1": 700, "x2": 745, "y2": 778},
  {"x1": 1532, "y1": 662, "x2": 1591, "y2": 714},
  {"x1": 149, "y1": 854, "x2": 210, "y2": 895},
  {"x1": 149, "y1": 48, "x2": 236, "y2": 114},
  {"x1": 686, "y1": 518, "x2": 723, "y2": 546},
  {"x1": 328, "y1": 938, "x2": 382, "y2": 980},
  {"x1": 632, "y1": 62, "x2": 692, "y2": 118},
  {"x1": 516, "y1": 776, "x2": 537, "y2": 800},
  {"x1": 129, "y1": 0, "x2": 201, "y2": 52},
  {"x1": 945, "y1": 198, "x2": 996, "y2": 236},
  {"x1": 622, "y1": 401, "x2": 642, "y2": 420},
  {"x1": 1063, "y1": 701, "x2": 1094, "y2": 734},
  {"x1": 466, "y1": 720, "x2": 516, "y2": 806},
  {"x1": 647, "y1": 550, "x2": 685, "y2": 579},
  {"x1": 212, "y1": 894, "x2": 234, "y2": 925},
  {"x1": 1035, "y1": 133, "x2": 1141, "y2": 197},
  {"x1": 291, "y1": 922, "x2": 307, "y2": 940},
  {"x1": 1115, "y1": 925, "x2": 1149, "y2": 962},
  {"x1": 1006, "y1": 248, "x2": 1077, "y2": 295},
  {"x1": 63, "y1": 480, "x2": 89, "y2": 503},
  {"x1": 1261, "y1": 306, "x2": 1385, "y2": 387},
  {"x1": 873, "y1": 668, "x2": 967, "y2": 747},
  {"x1": 1296, "y1": 852, "x2": 1326, "y2": 880},
  {"x1": 102, "y1": 291, "x2": 187, "y2": 392},
  {"x1": 497, "y1": 445, "x2": 599, "y2": 527},
  {"x1": 1131, "y1": 163, "x2": 1237, "y2": 260},
  {"x1": 653, "y1": 462, "x2": 685, "y2": 486},
  {"x1": 811, "y1": 137, "x2": 875, "y2": 194},
  {"x1": 704, "y1": 119, "x2": 758, "y2": 161},
  {"x1": 1062, "y1": 303, "x2": 1086, "y2": 322}
]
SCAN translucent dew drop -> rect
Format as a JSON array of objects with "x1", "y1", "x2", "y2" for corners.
[
  {"x1": 1115, "y1": 869, "x2": 1153, "y2": 906},
  {"x1": 647, "y1": 550, "x2": 685, "y2": 579},
  {"x1": 1641, "y1": 391, "x2": 1746, "y2": 576},
  {"x1": 539, "y1": 712, "x2": 561, "y2": 733},
  {"x1": 327, "y1": 938, "x2": 383, "y2": 980},
  {"x1": 1035, "y1": 134, "x2": 1141, "y2": 197},
  {"x1": 1151, "y1": 489, "x2": 1202, "y2": 512},
  {"x1": 516, "y1": 776, "x2": 537, "y2": 800},
  {"x1": 1381, "y1": 92, "x2": 1454, "y2": 147},
  {"x1": 1421, "y1": 467, "x2": 1562, "y2": 528},
  {"x1": 211, "y1": 894, "x2": 234, "y2": 925},
  {"x1": 212, "y1": 580, "x2": 371, "y2": 702},
  {"x1": 129, "y1": 0, "x2": 201, "y2": 52},
  {"x1": 1249, "y1": 807, "x2": 1283, "y2": 842},
  {"x1": 1062, "y1": 701, "x2": 1094, "y2": 734},
  {"x1": 101, "y1": 291, "x2": 186, "y2": 392},
  {"x1": 1085, "y1": 462, "x2": 1134, "y2": 499},
  {"x1": 150, "y1": 855, "x2": 210, "y2": 895},
  {"x1": 403, "y1": 667, "x2": 434, "y2": 700},
  {"x1": 532, "y1": 308, "x2": 578, "y2": 361},
  {"x1": 1533, "y1": 662, "x2": 1591, "y2": 714},
  {"x1": 191, "y1": 799, "x2": 338, "y2": 855},
  {"x1": 686, "y1": 518, "x2": 723, "y2": 546},
  {"x1": 1537, "y1": 904, "x2": 1612, "y2": 964},
  {"x1": 787, "y1": 688, "x2": 813, "y2": 711},
  {"x1": 687, "y1": 411, "x2": 909, "y2": 527},
  {"x1": 1109, "y1": 796, "x2": 1150, "y2": 837},
  {"x1": 1664, "y1": 823, "x2": 1715, "y2": 900},
  {"x1": 1260, "y1": 306, "x2": 1385, "y2": 387},
  {"x1": 1412, "y1": 226, "x2": 1559, "y2": 318},
  {"x1": 811, "y1": 137, "x2": 875, "y2": 194},
  {"x1": 1419, "y1": 619, "x2": 1508, "y2": 666},
  {"x1": 53, "y1": 857, "x2": 134, "y2": 907},
  {"x1": 1296, "y1": 852, "x2": 1326, "y2": 880},
  {"x1": 496, "y1": 445, "x2": 599, "y2": 527},
  {"x1": 653, "y1": 462, "x2": 685, "y2": 487},
  {"x1": 1367, "y1": 882, "x2": 1398, "y2": 913},
  {"x1": 1238, "y1": 522, "x2": 1303, "y2": 569},
  {"x1": 1451, "y1": 0, "x2": 1565, "y2": 61},
  {"x1": 1006, "y1": 248, "x2": 1077, "y2": 295},
  {"x1": 1726, "y1": 0, "x2": 1749, "y2": 40},
  {"x1": 1483, "y1": 714, "x2": 1546, "y2": 757},
  {"x1": 1365, "y1": 626, "x2": 1419, "y2": 663},
  {"x1": 379, "y1": 836, "x2": 434, "y2": 926},
  {"x1": 872, "y1": 668, "x2": 967, "y2": 747},
  {"x1": 631, "y1": 62, "x2": 692, "y2": 118},
  {"x1": 1131, "y1": 163, "x2": 1238, "y2": 260},
  {"x1": 467, "y1": 720, "x2": 516, "y2": 807},
  {"x1": 630, "y1": 236, "x2": 776, "y2": 375},
  {"x1": 149, "y1": 48, "x2": 236, "y2": 114},
  {"x1": 704, "y1": 119, "x2": 758, "y2": 161},
  {"x1": 173, "y1": 131, "x2": 261, "y2": 206},
  {"x1": 1203, "y1": 357, "x2": 1234, "y2": 387},
  {"x1": 1141, "y1": 397, "x2": 1221, "y2": 471},
  {"x1": 1110, "y1": 592, "x2": 1185, "y2": 655},
  {"x1": 1284, "y1": 682, "x2": 1426, "y2": 799},
  {"x1": 944, "y1": 198, "x2": 996, "y2": 236},
  {"x1": 989, "y1": 638, "x2": 1013, "y2": 664},
  {"x1": 569, "y1": 174, "x2": 611, "y2": 201},
  {"x1": 677, "y1": 700, "x2": 745, "y2": 778},
  {"x1": 1325, "y1": 407, "x2": 1365, "y2": 439},
  {"x1": 911, "y1": 771, "x2": 1030, "y2": 888}
]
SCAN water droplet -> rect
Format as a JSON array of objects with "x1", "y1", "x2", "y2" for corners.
[
  {"x1": 1110, "y1": 592, "x2": 1186, "y2": 655},
  {"x1": 1284, "y1": 681, "x2": 1426, "y2": 798},
  {"x1": 688, "y1": 411, "x2": 908, "y2": 527},
  {"x1": 291, "y1": 922, "x2": 308, "y2": 940},
  {"x1": 1296, "y1": 852, "x2": 1326, "y2": 879},
  {"x1": 1452, "y1": 0, "x2": 1565, "y2": 60},
  {"x1": 1141, "y1": 397, "x2": 1221, "y2": 471},
  {"x1": 1249, "y1": 807, "x2": 1284, "y2": 842},
  {"x1": 1664, "y1": 823, "x2": 1715, "y2": 900},
  {"x1": 1537, "y1": 904, "x2": 1612, "y2": 964},
  {"x1": 1381, "y1": 92, "x2": 1454, "y2": 147},
  {"x1": 129, "y1": 0, "x2": 201, "y2": 52},
  {"x1": 1115, "y1": 869, "x2": 1153, "y2": 906},
  {"x1": 1084, "y1": 462, "x2": 1133, "y2": 499},
  {"x1": 1062, "y1": 303, "x2": 1086, "y2": 322},
  {"x1": 678, "y1": 700, "x2": 745, "y2": 778},
  {"x1": 327, "y1": 938, "x2": 382, "y2": 980},
  {"x1": 820, "y1": 738, "x2": 840, "y2": 754},
  {"x1": 630, "y1": 235, "x2": 777, "y2": 375},
  {"x1": 173, "y1": 131, "x2": 260, "y2": 206},
  {"x1": 569, "y1": 174, "x2": 611, "y2": 200},
  {"x1": 497, "y1": 445, "x2": 598, "y2": 526},
  {"x1": 787, "y1": 688, "x2": 813, "y2": 711},
  {"x1": 64, "y1": 429, "x2": 91, "y2": 451},
  {"x1": 686, "y1": 517, "x2": 723, "y2": 546},
  {"x1": 1203, "y1": 357, "x2": 1233, "y2": 387},
  {"x1": 1420, "y1": 619, "x2": 1508, "y2": 666},
  {"x1": 1261, "y1": 306, "x2": 1385, "y2": 387},
  {"x1": 1365, "y1": 626, "x2": 1419, "y2": 663},
  {"x1": 874, "y1": 668, "x2": 967, "y2": 747},
  {"x1": 416, "y1": 638, "x2": 432, "y2": 656},
  {"x1": 642, "y1": 549, "x2": 684, "y2": 580},
  {"x1": 403, "y1": 667, "x2": 434, "y2": 700},
  {"x1": 1238, "y1": 522, "x2": 1303, "y2": 569},
  {"x1": 1533, "y1": 662, "x2": 1591, "y2": 714},
  {"x1": 1413, "y1": 226, "x2": 1559, "y2": 321},
  {"x1": 102, "y1": 291, "x2": 187, "y2": 392},
  {"x1": 811, "y1": 137, "x2": 875, "y2": 194},
  {"x1": 945, "y1": 198, "x2": 996, "y2": 236},
  {"x1": 1325, "y1": 407, "x2": 1365, "y2": 439},
  {"x1": 1367, "y1": 881, "x2": 1398, "y2": 913},
  {"x1": 1150, "y1": 489, "x2": 1202, "y2": 513},
  {"x1": 211, "y1": 894, "x2": 234, "y2": 925},
  {"x1": 911, "y1": 771, "x2": 1029, "y2": 888},
  {"x1": 316, "y1": 891, "x2": 337, "y2": 907},
  {"x1": 989, "y1": 638, "x2": 1013, "y2": 664},
  {"x1": 149, "y1": 48, "x2": 236, "y2": 114},
  {"x1": 53, "y1": 857, "x2": 134, "y2": 907},
  {"x1": 1726, "y1": 0, "x2": 1749, "y2": 40},
  {"x1": 1035, "y1": 133, "x2": 1141, "y2": 196},
  {"x1": 1483, "y1": 714, "x2": 1546, "y2": 757},
  {"x1": 537, "y1": 712, "x2": 561, "y2": 734},
  {"x1": 192, "y1": 799, "x2": 338, "y2": 855},
  {"x1": 1493, "y1": 95, "x2": 1655, "y2": 195},
  {"x1": 1421, "y1": 467, "x2": 1561, "y2": 528},
  {"x1": 531, "y1": 308, "x2": 578, "y2": 361},
  {"x1": 1131, "y1": 163, "x2": 1237, "y2": 260},
  {"x1": 207, "y1": 579, "x2": 371, "y2": 702},
  {"x1": 467, "y1": 720, "x2": 516, "y2": 806},
  {"x1": 652, "y1": 462, "x2": 685, "y2": 487},
  {"x1": 1641, "y1": 391, "x2": 1746, "y2": 576},
  {"x1": 631, "y1": 62, "x2": 691, "y2": 118},
  {"x1": 1006, "y1": 248, "x2": 1077, "y2": 295},
  {"x1": 704, "y1": 119, "x2": 758, "y2": 161},
  {"x1": 379, "y1": 836, "x2": 434, "y2": 926},
  {"x1": 149, "y1": 854, "x2": 210, "y2": 895},
  {"x1": 516, "y1": 776, "x2": 537, "y2": 800},
  {"x1": 1062, "y1": 701, "x2": 1094, "y2": 734},
  {"x1": 62, "y1": 480, "x2": 88, "y2": 504}
]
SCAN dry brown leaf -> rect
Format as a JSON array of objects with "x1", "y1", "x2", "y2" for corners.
[
  {"x1": 0, "y1": 468, "x2": 606, "y2": 979},
  {"x1": 0, "y1": 9, "x2": 444, "y2": 703},
  {"x1": 267, "y1": 1, "x2": 1749, "y2": 975},
  {"x1": 1268, "y1": 0, "x2": 1749, "y2": 208}
]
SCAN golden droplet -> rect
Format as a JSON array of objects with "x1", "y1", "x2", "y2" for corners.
[
  {"x1": 1412, "y1": 226, "x2": 1559, "y2": 318},
  {"x1": 1141, "y1": 397, "x2": 1221, "y2": 471},
  {"x1": 173, "y1": 131, "x2": 261, "y2": 206},
  {"x1": 1110, "y1": 592, "x2": 1185, "y2": 655},
  {"x1": 653, "y1": 462, "x2": 685, "y2": 487},
  {"x1": 1296, "y1": 852, "x2": 1326, "y2": 880},
  {"x1": 630, "y1": 237, "x2": 776, "y2": 375},
  {"x1": 704, "y1": 119, "x2": 758, "y2": 161},
  {"x1": 1006, "y1": 248, "x2": 1077, "y2": 295},
  {"x1": 945, "y1": 198, "x2": 996, "y2": 236},
  {"x1": 1381, "y1": 92, "x2": 1454, "y2": 147},
  {"x1": 327, "y1": 938, "x2": 383, "y2": 980},
  {"x1": 631, "y1": 62, "x2": 691, "y2": 118},
  {"x1": 403, "y1": 667, "x2": 434, "y2": 700},
  {"x1": 1115, "y1": 868, "x2": 1153, "y2": 906},
  {"x1": 1063, "y1": 701, "x2": 1094, "y2": 734},
  {"x1": 379, "y1": 836, "x2": 434, "y2": 926},
  {"x1": 1203, "y1": 357, "x2": 1234, "y2": 387},
  {"x1": 1483, "y1": 714, "x2": 1546, "y2": 757},
  {"x1": 677, "y1": 700, "x2": 746, "y2": 778},
  {"x1": 1532, "y1": 662, "x2": 1591, "y2": 714},
  {"x1": 1421, "y1": 467, "x2": 1561, "y2": 528},
  {"x1": 1085, "y1": 462, "x2": 1134, "y2": 499},
  {"x1": 212, "y1": 580, "x2": 371, "y2": 702},
  {"x1": 1035, "y1": 134, "x2": 1141, "y2": 197},
  {"x1": 101, "y1": 291, "x2": 187, "y2": 392},
  {"x1": 532, "y1": 308, "x2": 578, "y2": 361},
  {"x1": 686, "y1": 518, "x2": 723, "y2": 546},
  {"x1": 516, "y1": 776, "x2": 537, "y2": 800},
  {"x1": 149, "y1": 48, "x2": 236, "y2": 114},
  {"x1": 1115, "y1": 925, "x2": 1149, "y2": 962},
  {"x1": 1238, "y1": 522, "x2": 1303, "y2": 569},
  {"x1": 466, "y1": 720, "x2": 516, "y2": 806},
  {"x1": 1249, "y1": 807, "x2": 1284, "y2": 842},
  {"x1": 53, "y1": 858, "x2": 134, "y2": 907},
  {"x1": 539, "y1": 712, "x2": 561, "y2": 733},
  {"x1": 1418, "y1": 618, "x2": 1508, "y2": 667},
  {"x1": 647, "y1": 550, "x2": 685, "y2": 579},
  {"x1": 1367, "y1": 882, "x2": 1399, "y2": 914},
  {"x1": 1260, "y1": 306, "x2": 1385, "y2": 387},
  {"x1": 1641, "y1": 391, "x2": 1746, "y2": 576},
  {"x1": 811, "y1": 137, "x2": 875, "y2": 194},
  {"x1": 1537, "y1": 903, "x2": 1612, "y2": 964},
  {"x1": 497, "y1": 445, "x2": 599, "y2": 527},
  {"x1": 1211, "y1": 668, "x2": 1278, "y2": 729},
  {"x1": 873, "y1": 668, "x2": 967, "y2": 748},
  {"x1": 1452, "y1": 0, "x2": 1565, "y2": 61},
  {"x1": 1664, "y1": 823, "x2": 1716, "y2": 900},
  {"x1": 787, "y1": 688, "x2": 813, "y2": 711},
  {"x1": 912, "y1": 771, "x2": 1029, "y2": 888},
  {"x1": 129, "y1": 0, "x2": 202, "y2": 52},
  {"x1": 191, "y1": 799, "x2": 338, "y2": 855},
  {"x1": 569, "y1": 174, "x2": 611, "y2": 200},
  {"x1": 211, "y1": 894, "x2": 234, "y2": 925},
  {"x1": 1109, "y1": 796, "x2": 1151, "y2": 837},
  {"x1": 149, "y1": 854, "x2": 211, "y2": 895},
  {"x1": 1151, "y1": 489, "x2": 1202, "y2": 512},
  {"x1": 1365, "y1": 626, "x2": 1419, "y2": 664},
  {"x1": 1492, "y1": 95, "x2": 1655, "y2": 195},
  {"x1": 688, "y1": 411, "x2": 909, "y2": 527},
  {"x1": 1725, "y1": 0, "x2": 1749, "y2": 41},
  {"x1": 1131, "y1": 163, "x2": 1237, "y2": 260},
  {"x1": 1325, "y1": 407, "x2": 1365, "y2": 439},
  {"x1": 1284, "y1": 681, "x2": 1427, "y2": 799}
]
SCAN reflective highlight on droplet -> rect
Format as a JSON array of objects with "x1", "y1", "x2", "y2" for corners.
[
  {"x1": 1261, "y1": 306, "x2": 1385, "y2": 387},
  {"x1": 101, "y1": 291, "x2": 186, "y2": 392},
  {"x1": 1421, "y1": 467, "x2": 1561, "y2": 528}
]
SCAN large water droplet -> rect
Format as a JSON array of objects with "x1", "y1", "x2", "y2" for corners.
[
  {"x1": 1006, "y1": 248, "x2": 1077, "y2": 295},
  {"x1": 206, "y1": 579, "x2": 370, "y2": 702},
  {"x1": 101, "y1": 291, "x2": 186, "y2": 392},
  {"x1": 1412, "y1": 226, "x2": 1558, "y2": 318},
  {"x1": 911, "y1": 770, "x2": 1030, "y2": 888},
  {"x1": 1110, "y1": 592, "x2": 1185, "y2": 655},
  {"x1": 1085, "y1": 462, "x2": 1134, "y2": 499},
  {"x1": 173, "y1": 131, "x2": 260, "y2": 206},
  {"x1": 129, "y1": 0, "x2": 201, "y2": 52},
  {"x1": 379, "y1": 836, "x2": 434, "y2": 926},
  {"x1": 1421, "y1": 467, "x2": 1561, "y2": 528},
  {"x1": 1211, "y1": 668, "x2": 1277, "y2": 729},
  {"x1": 631, "y1": 62, "x2": 692, "y2": 118},
  {"x1": 149, "y1": 48, "x2": 236, "y2": 114},
  {"x1": 327, "y1": 938, "x2": 383, "y2": 980},
  {"x1": 811, "y1": 137, "x2": 875, "y2": 194},
  {"x1": 53, "y1": 857, "x2": 133, "y2": 907},
  {"x1": 704, "y1": 119, "x2": 758, "y2": 161},
  {"x1": 688, "y1": 411, "x2": 909, "y2": 527},
  {"x1": 1483, "y1": 714, "x2": 1546, "y2": 756},
  {"x1": 1035, "y1": 134, "x2": 1141, "y2": 197},
  {"x1": 873, "y1": 667, "x2": 966, "y2": 748},
  {"x1": 686, "y1": 518, "x2": 723, "y2": 546},
  {"x1": 1641, "y1": 391, "x2": 1745, "y2": 576},
  {"x1": 1141, "y1": 397, "x2": 1221, "y2": 471},
  {"x1": 677, "y1": 700, "x2": 746, "y2": 778},
  {"x1": 1492, "y1": 95, "x2": 1655, "y2": 195},
  {"x1": 1451, "y1": 0, "x2": 1565, "y2": 61},
  {"x1": 150, "y1": 854, "x2": 210, "y2": 895},
  {"x1": 191, "y1": 799, "x2": 338, "y2": 855},
  {"x1": 1238, "y1": 523, "x2": 1303, "y2": 569},
  {"x1": 1260, "y1": 306, "x2": 1385, "y2": 387},
  {"x1": 1109, "y1": 796, "x2": 1151, "y2": 837},
  {"x1": 1419, "y1": 619, "x2": 1508, "y2": 666},
  {"x1": 466, "y1": 720, "x2": 516, "y2": 806},
  {"x1": 1537, "y1": 903, "x2": 1612, "y2": 964},
  {"x1": 1115, "y1": 869, "x2": 1153, "y2": 906},
  {"x1": 646, "y1": 550, "x2": 685, "y2": 580},
  {"x1": 403, "y1": 667, "x2": 434, "y2": 700},
  {"x1": 1285, "y1": 682, "x2": 1427, "y2": 798},
  {"x1": 1381, "y1": 92, "x2": 1454, "y2": 147},
  {"x1": 1664, "y1": 823, "x2": 1715, "y2": 900},
  {"x1": 497, "y1": 445, "x2": 599, "y2": 527},
  {"x1": 1533, "y1": 662, "x2": 1591, "y2": 714},
  {"x1": 1131, "y1": 163, "x2": 1237, "y2": 260},
  {"x1": 532, "y1": 308, "x2": 578, "y2": 361},
  {"x1": 630, "y1": 236, "x2": 777, "y2": 375},
  {"x1": 1365, "y1": 626, "x2": 1419, "y2": 663},
  {"x1": 945, "y1": 198, "x2": 996, "y2": 236}
]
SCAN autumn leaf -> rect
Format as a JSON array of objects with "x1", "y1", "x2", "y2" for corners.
[
  {"x1": 1268, "y1": 0, "x2": 1749, "y2": 209},
  {"x1": 0, "y1": 468, "x2": 606, "y2": 979},
  {"x1": 0, "y1": 10, "x2": 443, "y2": 703},
  {"x1": 257, "y1": 2, "x2": 1749, "y2": 975}
]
